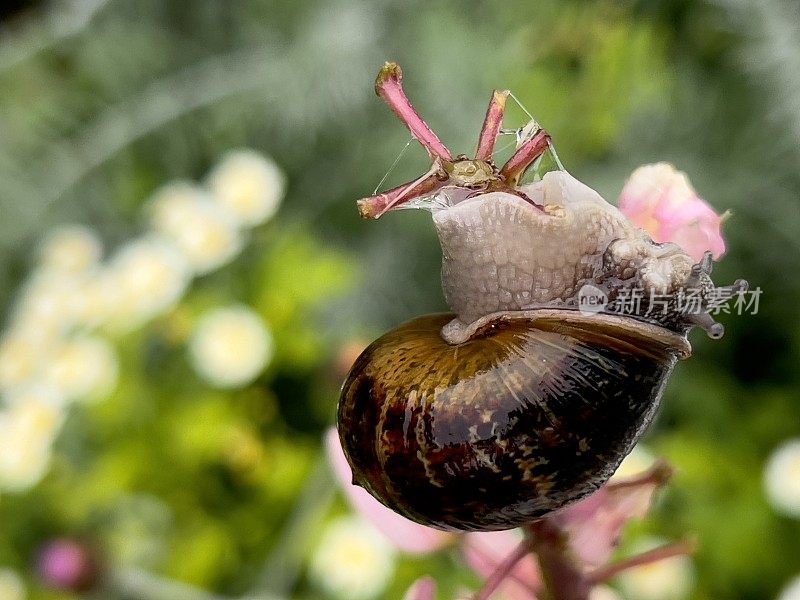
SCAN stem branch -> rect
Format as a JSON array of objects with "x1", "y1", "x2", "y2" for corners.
[
  {"x1": 475, "y1": 90, "x2": 509, "y2": 161},
  {"x1": 356, "y1": 162, "x2": 442, "y2": 219},
  {"x1": 525, "y1": 520, "x2": 591, "y2": 600},
  {"x1": 375, "y1": 62, "x2": 453, "y2": 161},
  {"x1": 500, "y1": 130, "x2": 551, "y2": 186},
  {"x1": 586, "y1": 539, "x2": 697, "y2": 585},
  {"x1": 472, "y1": 537, "x2": 535, "y2": 600}
]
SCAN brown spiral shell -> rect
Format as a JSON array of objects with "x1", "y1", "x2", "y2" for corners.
[{"x1": 337, "y1": 311, "x2": 689, "y2": 531}]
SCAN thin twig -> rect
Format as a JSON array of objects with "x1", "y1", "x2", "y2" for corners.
[
  {"x1": 500, "y1": 130, "x2": 552, "y2": 186},
  {"x1": 586, "y1": 539, "x2": 698, "y2": 585},
  {"x1": 472, "y1": 537, "x2": 535, "y2": 600},
  {"x1": 475, "y1": 90, "x2": 509, "y2": 161},
  {"x1": 374, "y1": 62, "x2": 453, "y2": 161}
]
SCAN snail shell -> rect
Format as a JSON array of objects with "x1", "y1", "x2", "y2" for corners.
[{"x1": 338, "y1": 311, "x2": 688, "y2": 531}]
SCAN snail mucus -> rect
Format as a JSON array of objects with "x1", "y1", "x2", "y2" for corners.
[{"x1": 337, "y1": 62, "x2": 748, "y2": 532}]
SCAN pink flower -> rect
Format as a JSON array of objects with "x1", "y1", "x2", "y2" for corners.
[
  {"x1": 36, "y1": 539, "x2": 98, "y2": 592},
  {"x1": 402, "y1": 576, "x2": 437, "y2": 600},
  {"x1": 462, "y1": 462, "x2": 672, "y2": 599},
  {"x1": 619, "y1": 163, "x2": 726, "y2": 262},
  {"x1": 324, "y1": 428, "x2": 455, "y2": 554},
  {"x1": 550, "y1": 461, "x2": 673, "y2": 568}
]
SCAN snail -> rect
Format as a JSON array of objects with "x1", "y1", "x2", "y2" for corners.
[{"x1": 337, "y1": 63, "x2": 747, "y2": 531}]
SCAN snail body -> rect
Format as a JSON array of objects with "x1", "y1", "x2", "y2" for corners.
[{"x1": 338, "y1": 63, "x2": 746, "y2": 531}]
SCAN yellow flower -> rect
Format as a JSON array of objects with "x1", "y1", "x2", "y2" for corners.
[
  {"x1": 188, "y1": 305, "x2": 273, "y2": 388},
  {"x1": 207, "y1": 150, "x2": 285, "y2": 227}
]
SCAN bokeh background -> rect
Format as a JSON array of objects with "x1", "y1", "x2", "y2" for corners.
[{"x1": 0, "y1": 0, "x2": 798, "y2": 599}]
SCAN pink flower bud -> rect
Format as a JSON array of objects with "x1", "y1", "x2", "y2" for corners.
[
  {"x1": 36, "y1": 539, "x2": 98, "y2": 592},
  {"x1": 619, "y1": 163, "x2": 726, "y2": 262}
]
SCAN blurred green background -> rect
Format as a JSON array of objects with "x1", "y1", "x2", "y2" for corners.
[{"x1": 0, "y1": 0, "x2": 798, "y2": 599}]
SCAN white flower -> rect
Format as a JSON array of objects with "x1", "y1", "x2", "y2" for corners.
[
  {"x1": 0, "y1": 330, "x2": 51, "y2": 392},
  {"x1": 615, "y1": 538, "x2": 694, "y2": 600},
  {"x1": 206, "y1": 150, "x2": 285, "y2": 227},
  {"x1": 104, "y1": 236, "x2": 190, "y2": 331},
  {"x1": 0, "y1": 393, "x2": 64, "y2": 491},
  {"x1": 37, "y1": 225, "x2": 102, "y2": 275},
  {"x1": 0, "y1": 569, "x2": 26, "y2": 600},
  {"x1": 764, "y1": 439, "x2": 800, "y2": 518},
  {"x1": 72, "y1": 270, "x2": 120, "y2": 329},
  {"x1": 3, "y1": 384, "x2": 65, "y2": 410},
  {"x1": 310, "y1": 516, "x2": 397, "y2": 600},
  {"x1": 11, "y1": 271, "x2": 84, "y2": 341},
  {"x1": 611, "y1": 445, "x2": 656, "y2": 481},
  {"x1": 148, "y1": 182, "x2": 243, "y2": 274},
  {"x1": 188, "y1": 305, "x2": 273, "y2": 388},
  {"x1": 777, "y1": 575, "x2": 800, "y2": 600},
  {"x1": 42, "y1": 336, "x2": 118, "y2": 403}
]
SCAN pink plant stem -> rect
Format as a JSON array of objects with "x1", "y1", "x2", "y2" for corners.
[
  {"x1": 500, "y1": 130, "x2": 552, "y2": 185},
  {"x1": 605, "y1": 460, "x2": 674, "y2": 491},
  {"x1": 586, "y1": 539, "x2": 697, "y2": 585},
  {"x1": 472, "y1": 537, "x2": 536, "y2": 600},
  {"x1": 525, "y1": 520, "x2": 591, "y2": 600},
  {"x1": 475, "y1": 90, "x2": 510, "y2": 161},
  {"x1": 375, "y1": 62, "x2": 453, "y2": 161},
  {"x1": 356, "y1": 165, "x2": 443, "y2": 219}
]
